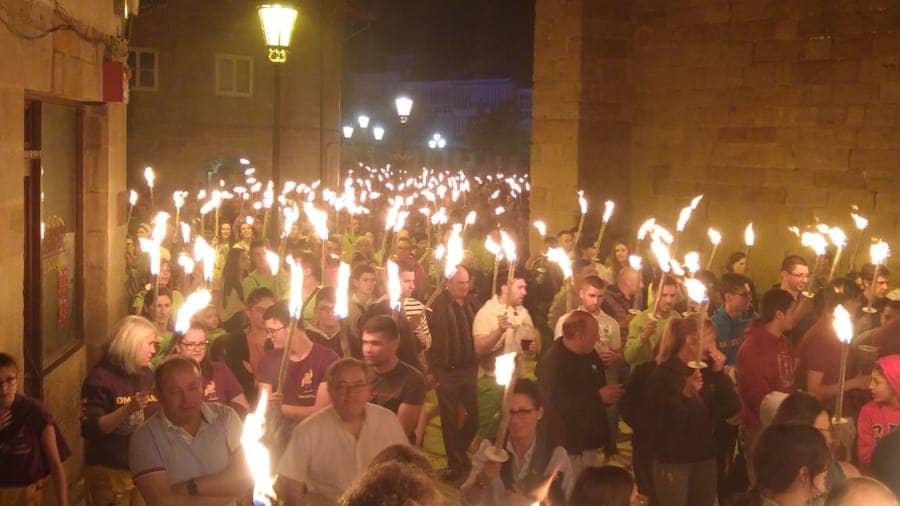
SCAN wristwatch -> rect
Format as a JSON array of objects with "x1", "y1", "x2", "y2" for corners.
[{"x1": 187, "y1": 478, "x2": 199, "y2": 496}]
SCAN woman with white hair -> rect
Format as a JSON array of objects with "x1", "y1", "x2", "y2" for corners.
[{"x1": 81, "y1": 315, "x2": 159, "y2": 506}]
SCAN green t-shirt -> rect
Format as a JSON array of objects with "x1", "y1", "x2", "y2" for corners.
[{"x1": 624, "y1": 309, "x2": 681, "y2": 370}]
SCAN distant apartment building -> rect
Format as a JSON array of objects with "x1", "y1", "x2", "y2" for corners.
[{"x1": 127, "y1": 0, "x2": 346, "y2": 192}]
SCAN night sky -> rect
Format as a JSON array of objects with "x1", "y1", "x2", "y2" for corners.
[{"x1": 344, "y1": 0, "x2": 535, "y2": 85}]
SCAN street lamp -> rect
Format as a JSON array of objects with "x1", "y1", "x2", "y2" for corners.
[
  {"x1": 357, "y1": 114, "x2": 370, "y2": 129},
  {"x1": 395, "y1": 96, "x2": 413, "y2": 123},
  {"x1": 429, "y1": 132, "x2": 446, "y2": 149},
  {"x1": 257, "y1": 2, "x2": 298, "y2": 190},
  {"x1": 373, "y1": 126, "x2": 385, "y2": 141},
  {"x1": 342, "y1": 125, "x2": 354, "y2": 139}
]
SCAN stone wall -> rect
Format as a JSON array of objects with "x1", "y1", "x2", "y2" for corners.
[
  {"x1": 532, "y1": 0, "x2": 900, "y2": 284},
  {"x1": 0, "y1": 0, "x2": 127, "y2": 501},
  {"x1": 127, "y1": 0, "x2": 344, "y2": 194}
]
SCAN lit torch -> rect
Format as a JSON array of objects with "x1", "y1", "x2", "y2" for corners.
[
  {"x1": 574, "y1": 190, "x2": 587, "y2": 247},
  {"x1": 832, "y1": 304, "x2": 853, "y2": 425},
  {"x1": 174, "y1": 289, "x2": 212, "y2": 334},
  {"x1": 499, "y1": 231, "x2": 517, "y2": 311},
  {"x1": 827, "y1": 227, "x2": 848, "y2": 282},
  {"x1": 242, "y1": 389, "x2": 276, "y2": 505},
  {"x1": 143, "y1": 166, "x2": 155, "y2": 207},
  {"x1": 484, "y1": 351, "x2": 519, "y2": 464},
  {"x1": 276, "y1": 256, "x2": 304, "y2": 394},
  {"x1": 533, "y1": 220, "x2": 547, "y2": 237},
  {"x1": 593, "y1": 200, "x2": 615, "y2": 255},
  {"x1": 485, "y1": 234, "x2": 503, "y2": 299},
  {"x1": 743, "y1": 222, "x2": 755, "y2": 260},
  {"x1": 684, "y1": 278, "x2": 708, "y2": 370},
  {"x1": 546, "y1": 247, "x2": 573, "y2": 311},
  {"x1": 706, "y1": 228, "x2": 722, "y2": 270},
  {"x1": 801, "y1": 232, "x2": 828, "y2": 298},
  {"x1": 127, "y1": 190, "x2": 138, "y2": 228},
  {"x1": 334, "y1": 262, "x2": 352, "y2": 356},
  {"x1": 649, "y1": 238, "x2": 673, "y2": 321},
  {"x1": 850, "y1": 209, "x2": 869, "y2": 270},
  {"x1": 863, "y1": 240, "x2": 891, "y2": 314}
]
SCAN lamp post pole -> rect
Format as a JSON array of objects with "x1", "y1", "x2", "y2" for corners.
[{"x1": 272, "y1": 62, "x2": 283, "y2": 190}]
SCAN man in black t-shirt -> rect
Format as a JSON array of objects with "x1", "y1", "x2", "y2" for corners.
[{"x1": 361, "y1": 315, "x2": 426, "y2": 441}]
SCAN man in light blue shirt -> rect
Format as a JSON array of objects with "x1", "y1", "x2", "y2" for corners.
[{"x1": 130, "y1": 355, "x2": 251, "y2": 505}]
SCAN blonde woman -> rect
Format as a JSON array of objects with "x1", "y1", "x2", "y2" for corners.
[{"x1": 81, "y1": 315, "x2": 158, "y2": 506}]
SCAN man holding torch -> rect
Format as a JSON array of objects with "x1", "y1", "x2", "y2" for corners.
[{"x1": 624, "y1": 276, "x2": 681, "y2": 371}]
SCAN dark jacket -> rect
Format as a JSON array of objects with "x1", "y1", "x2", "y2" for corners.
[
  {"x1": 81, "y1": 358, "x2": 157, "y2": 470},
  {"x1": 648, "y1": 357, "x2": 740, "y2": 464},
  {"x1": 621, "y1": 360, "x2": 658, "y2": 449},
  {"x1": 426, "y1": 291, "x2": 478, "y2": 372},
  {"x1": 361, "y1": 300, "x2": 423, "y2": 372},
  {"x1": 536, "y1": 339, "x2": 609, "y2": 454}
]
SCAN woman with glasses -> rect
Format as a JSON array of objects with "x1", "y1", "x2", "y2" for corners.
[
  {"x1": 169, "y1": 322, "x2": 249, "y2": 415},
  {"x1": 81, "y1": 315, "x2": 158, "y2": 506},
  {"x1": 770, "y1": 391, "x2": 859, "y2": 506},
  {"x1": 0, "y1": 353, "x2": 70, "y2": 506},
  {"x1": 461, "y1": 378, "x2": 573, "y2": 506}
]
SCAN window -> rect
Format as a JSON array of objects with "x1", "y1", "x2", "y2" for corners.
[
  {"x1": 215, "y1": 54, "x2": 253, "y2": 97},
  {"x1": 23, "y1": 101, "x2": 84, "y2": 395},
  {"x1": 128, "y1": 48, "x2": 158, "y2": 91}
]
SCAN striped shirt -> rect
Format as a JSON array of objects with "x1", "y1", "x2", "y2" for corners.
[{"x1": 402, "y1": 297, "x2": 431, "y2": 350}]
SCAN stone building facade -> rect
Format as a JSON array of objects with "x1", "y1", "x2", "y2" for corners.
[
  {"x1": 0, "y1": 0, "x2": 129, "y2": 501},
  {"x1": 127, "y1": 0, "x2": 344, "y2": 194},
  {"x1": 532, "y1": 0, "x2": 900, "y2": 283}
]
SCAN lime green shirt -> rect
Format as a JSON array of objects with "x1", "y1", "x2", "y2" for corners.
[{"x1": 624, "y1": 309, "x2": 681, "y2": 370}]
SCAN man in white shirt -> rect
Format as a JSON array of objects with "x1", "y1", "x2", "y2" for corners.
[
  {"x1": 276, "y1": 358, "x2": 408, "y2": 505},
  {"x1": 553, "y1": 275, "x2": 628, "y2": 466},
  {"x1": 473, "y1": 268, "x2": 536, "y2": 361}
]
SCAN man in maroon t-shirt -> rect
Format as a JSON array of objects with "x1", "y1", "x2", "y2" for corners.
[
  {"x1": 736, "y1": 288, "x2": 797, "y2": 484},
  {"x1": 256, "y1": 303, "x2": 339, "y2": 426}
]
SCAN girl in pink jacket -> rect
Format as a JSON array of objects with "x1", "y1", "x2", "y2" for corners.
[{"x1": 857, "y1": 355, "x2": 900, "y2": 468}]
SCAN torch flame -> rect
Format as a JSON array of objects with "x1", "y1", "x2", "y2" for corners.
[
  {"x1": 485, "y1": 234, "x2": 502, "y2": 256},
  {"x1": 669, "y1": 260, "x2": 686, "y2": 277},
  {"x1": 637, "y1": 218, "x2": 656, "y2": 241},
  {"x1": 177, "y1": 253, "x2": 194, "y2": 276},
  {"x1": 495, "y1": 206, "x2": 506, "y2": 216},
  {"x1": 651, "y1": 239, "x2": 672, "y2": 273},
  {"x1": 143, "y1": 166, "x2": 155, "y2": 188},
  {"x1": 744, "y1": 223, "x2": 755, "y2": 247},
  {"x1": 443, "y1": 226, "x2": 464, "y2": 279},
  {"x1": 303, "y1": 203, "x2": 329, "y2": 240},
  {"x1": 465, "y1": 211, "x2": 477, "y2": 226},
  {"x1": 286, "y1": 256, "x2": 304, "y2": 320},
  {"x1": 628, "y1": 255, "x2": 642, "y2": 270},
  {"x1": 241, "y1": 390, "x2": 275, "y2": 504},
  {"x1": 602, "y1": 201, "x2": 615, "y2": 223},
  {"x1": 546, "y1": 247, "x2": 572, "y2": 279},
  {"x1": 676, "y1": 206, "x2": 693, "y2": 233},
  {"x1": 494, "y1": 352, "x2": 517, "y2": 387},
  {"x1": 265, "y1": 250, "x2": 280, "y2": 276},
  {"x1": 138, "y1": 238, "x2": 161, "y2": 276},
  {"x1": 193, "y1": 237, "x2": 216, "y2": 283},
  {"x1": 690, "y1": 194, "x2": 704, "y2": 209},
  {"x1": 282, "y1": 205, "x2": 299, "y2": 237},
  {"x1": 833, "y1": 304, "x2": 853, "y2": 344},
  {"x1": 708, "y1": 228, "x2": 721, "y2": 245},
  {"x1": 871, "y1": 240, "x2": 891, "y2": 265},
  {"x1": 851, "y1": 212, "x2": 868, "y2": 231},
  {"x1": 499, "y1": 230, "x2": 517, "y2": 265},
  {"x1": 151, "y1": 212, "x2": 170, "y2": 243},
  {"x1": 129, "y1": 190, "x2": 138, "y2": 206},
  {"x1": 788, "y1": 226, "x2": 800, "y2": 237},
  {"x1": 827, "y1": 227, "x2": 847, "y2": 248},
  {"x1": 684, "y1": 278, "x2": 707, "y2": 304},
  {"x1": 533, "y1": 220, "x2": 547, "y2": 237},
  {"x1": 801, "y1": 232, "x2": 828, "y2": 256},
  {"x1": 173, "y1": 191, "x2": 185, "y2": 209},
  {"x1": 180, "y1": 222, "x2": 190, "y2": 244},
  {"x1": 578, "y1": 190, "x2": 587, "y2": 215},
  {"x1": 334, "y1": 262, "x2": 350, "y2": 319},
  {"x1": 387, "y1": 260, "x2": 402, "y2": 312},
  {"x1": 684, "y1": 252, "x2": 700, "y2": 274},
  {"x1": 174, "y1": 289, "x2": 212, "y2": 334}
]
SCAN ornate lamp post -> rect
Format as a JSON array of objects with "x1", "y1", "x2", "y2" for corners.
[{"x1": 257, "y1": 3, "x2": 299, "y2": 188}]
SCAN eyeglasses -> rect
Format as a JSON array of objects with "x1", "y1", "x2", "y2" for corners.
[
  {"x1": 265, "y1": 326, "x2": 286, "y2": 336},
  {"x1": 509, "y1": 408, "x2": 538, "y2": 417},
  {"x1": 180, "y1": 341, "x2": 209, "y2": 350},
  {"x1": 0, "y1": 376, "x2": 17, "y2": 389},
  {"x1": 332, "y1": 381, "x2": 369, "y2": 392}
]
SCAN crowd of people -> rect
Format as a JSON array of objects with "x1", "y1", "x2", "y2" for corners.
[{"x1": 2, "y1": 167, "x2": 900, "y2": 506}]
